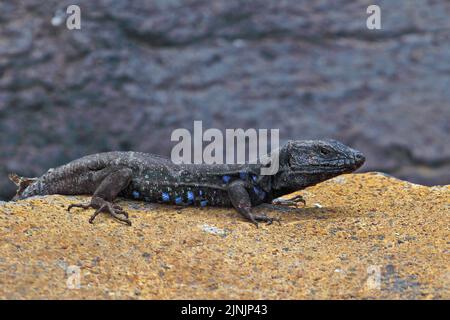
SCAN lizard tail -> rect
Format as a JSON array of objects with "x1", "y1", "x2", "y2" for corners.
[{"x1": 8, "y1": 173, "x2": 38, "y2": 200}]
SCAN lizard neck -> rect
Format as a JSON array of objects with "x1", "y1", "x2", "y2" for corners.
[
  {"x1": 271, "y1": 170, "x2": 338, "y2": 199},
  {"x1": 271, "y1": 183, "x2": 315, "y2": 199}
]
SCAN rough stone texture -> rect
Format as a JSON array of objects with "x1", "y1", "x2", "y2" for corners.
[
  {"x1": 0, "y1": 173, "x2": 448, "y2": 299},
  {"x1": 1, "y1": 1, "x2": 450, "y2": 199}
]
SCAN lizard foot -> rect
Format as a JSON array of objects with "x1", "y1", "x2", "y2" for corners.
[
  {"x1": 272, "y1": 194, "x2": 306, "y2": 208},
  {"x1": 252, "y1": 213, "x2": 281, "y2": 226},
  {"x1": 68, "y1": 197, "x2": 131, "y2": 226}
]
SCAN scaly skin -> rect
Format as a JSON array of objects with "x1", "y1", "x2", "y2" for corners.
[{"x1": 9, "y1": 140, "x2": 365, "y2": 227}]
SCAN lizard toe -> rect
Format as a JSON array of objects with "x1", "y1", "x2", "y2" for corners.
[
  {"x1": 253, "y1": 213, "x2": 281, "y2": 226},
  {"x1": 68, "y1": 203, "x2": 92, "y2": 212}
]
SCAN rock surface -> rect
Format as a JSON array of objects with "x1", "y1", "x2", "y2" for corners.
[
  {"x1": 1, "y1": 1, "x2": 450, "y2": 199},
  {"x1": 0, "y1": 173, "x2": 448, "y2": 299}
]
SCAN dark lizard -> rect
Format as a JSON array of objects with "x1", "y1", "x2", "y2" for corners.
[{"x1": 9, "y1": 140, "x2": 365, "y2": 227}]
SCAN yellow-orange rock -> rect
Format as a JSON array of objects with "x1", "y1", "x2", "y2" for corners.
[{"x1": 0, "y1": 173, "x2": 448, "y2": 299}]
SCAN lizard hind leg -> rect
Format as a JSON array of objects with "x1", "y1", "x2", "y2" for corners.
[{"x1": 67, "y1": 168, "x2": 133, "y2": 226}]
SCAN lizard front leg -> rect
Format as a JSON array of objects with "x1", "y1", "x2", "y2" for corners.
[
  {"x1": 227, "y1": 180, "x2": 280, "y2": 228},
  {"x1": 68, "y1": 168, "x2": 133, "y2": 225}
]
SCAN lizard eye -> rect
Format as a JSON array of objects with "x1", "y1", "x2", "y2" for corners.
[{"x1": 319, "y1": 147, "x2": 331, "y2": 156}]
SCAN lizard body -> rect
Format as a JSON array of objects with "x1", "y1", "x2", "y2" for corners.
[{"x1": 9, "y1": 140, "x2": 365, "y2": 226}]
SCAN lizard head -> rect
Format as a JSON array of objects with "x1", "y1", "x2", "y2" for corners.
[{"x1": 272, "y1": 139, "x2": 365, "y2": 193}]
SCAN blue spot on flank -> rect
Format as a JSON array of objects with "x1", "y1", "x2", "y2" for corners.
[
  {"x1": 132, "y1": 191, "x2": 140, "y2": 199},
  {"x1": 200, "y1": 200, "x2": 208, "y2": 207},
  {"x1": 187, "y1": 191, "x2": 194, "y2": 202},
  {"x1": 253, "y1": 186, "x2": 266, "y2": 199},
  {"x1": 239, "y1": 172, "x2": 248, "y2": 180},
  {"x1": 222, "y1": 175, "x2": 231, "y2": 183},
  {"x1": 251, "y1": 174, "x2": 258, "y2": 182},
  {"x1": 175, "y1": 196, "x2": 183, "y2": 205},
  {"x1": 162, "y1": 192, "x2": 170, "y2": 202}
]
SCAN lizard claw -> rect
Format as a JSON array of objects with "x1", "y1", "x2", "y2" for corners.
[
  {"x1": 89, "y1": 201, "x2": 131, "y2": 226},
  {"x1": 113, "y1": 204, "x2": 129, "y2": 218},
  {"x1": 253, "y1": 213, "x2": 281, "y2": 226},
  {"x1": 272, "y1": 194, "x2": 306, "y2": 208},
  {"x1": 68, "y1": 198, "x2": 132, "y2": 226},
  {"x1": 247, "y1": 214, "x2": 259, "y2": 228},
  {"x1": 68, "y1": 203, "x2": 92, "y2": 212}
]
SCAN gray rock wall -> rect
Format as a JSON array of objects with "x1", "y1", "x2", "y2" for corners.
[{"x1": 1, "y1": 0, "x2": 449, "y2": 199}]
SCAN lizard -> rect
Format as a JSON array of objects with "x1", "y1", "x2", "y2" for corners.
[{"x1": 8, "y1": 139, "x2": 365, "y2": 227}]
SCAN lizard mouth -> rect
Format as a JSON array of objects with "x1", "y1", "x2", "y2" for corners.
[{"x1": 292, "y1": 155, "x2": 365, "y2": 174}]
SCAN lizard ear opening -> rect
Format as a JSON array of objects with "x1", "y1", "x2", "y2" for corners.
[{"x1": 8, "y1": 173, "x2": 37, "y2": 200}]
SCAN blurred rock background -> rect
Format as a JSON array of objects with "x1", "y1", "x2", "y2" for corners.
[{"x1": 0, "y1": 0, "x2": 449, "y2": 199}]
